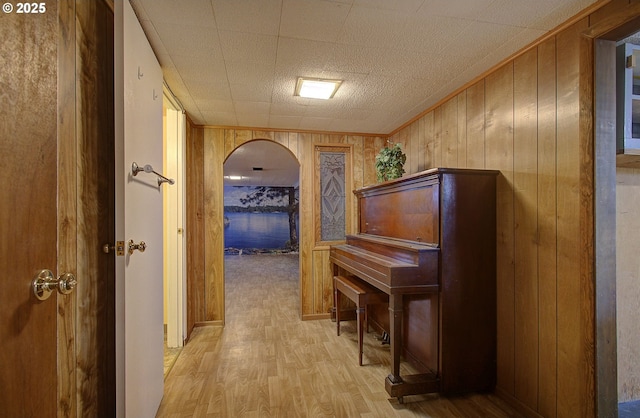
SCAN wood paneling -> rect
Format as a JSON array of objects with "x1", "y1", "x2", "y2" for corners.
[
  {"x1": 556, "y1": 19, "x2": 590, "y2": 418},
  {"x1": 485, "y1": 62, "x2": 515, "y2": 396},
  {"x1": 457, "y1": 91, "x2": 468, "y2": 168},
  {"x1": 363, "y1": 136, "x2": 384, "y2": 186},
  {"x1": 409, "y1": 121, "x2": 420, "y2": 174},
  {"x1": 312, "y1": 249, "x2": 333, "y2": 315},
  {"x1": 204, "y1": 129, "x2": 225, "y2": 322},
  {"x1": 288, "y1": 132, "x2": 300, "y2": 160},
  {"x1": 186, "y1": 122, "x2": 205, "y2": 330},
  {"x1": 349, "y1": 139, "x2": 360, "y2": 235},
  {"x1": 433, "y1": 107, "x2": 443, "y2": 167},
  {"x1": 274, "y1": 131, "x2": 288, "y2": 148},
  {"x1": 589, "y1": 0, "x2": 630, "y2": 25},
  {"x1": 223, "y1": 129, "x2": 234, "y2": 160},
  {"x1": 442, "y1": 96, "x2": 458, "y2": 167},
  {"x1": 74, "y1": 1, "x2": 116, "y2": 415},
  {"x1": 578, "y1": 20, "x2": 596, "y2": 418},
  {"x1": 417, "y1": 116, "x2": 428, "y2": 172},
  {"x1": 537, "y1": 36, "x2": 559, "y2": 418},
  {"x1": 466, "y1": 81, "x2": 486, "y2": 169},
  {"x1": 513, "y1": 48, "x2": 539, "y2": 409},
  {"x1": 300, "y1": 133, "x2": 314, "y2": 317},
  {"x1": 57, "y1": 0, "x2": 77, "y2": 415},
  {"x1": 423, "y1": 111, "x2": 436, "y2": 168}
]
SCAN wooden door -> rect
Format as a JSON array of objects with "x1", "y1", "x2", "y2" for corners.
[
  {"x1": 0, "y1": 1, "x2": 116, "y2": 416},
  {"x1": 0, "y1": 2, "x2": 68, "y2": 416}
]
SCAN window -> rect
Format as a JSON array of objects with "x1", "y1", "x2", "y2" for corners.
[{"x1": 314, "y1": 145, "x2": 353, "y2": 246}]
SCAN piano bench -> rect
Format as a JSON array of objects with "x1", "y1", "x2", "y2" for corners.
[{"x1": 333, "y1": 275, "x2": 388, "y2": 366}]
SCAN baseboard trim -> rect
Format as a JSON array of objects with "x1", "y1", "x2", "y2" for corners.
[
  {"x1": 302, "y1": 313, "x2": 331, "y2": 321},
  {"x1": 194, "y1": 320, "x2": 224, "y2": 327}
]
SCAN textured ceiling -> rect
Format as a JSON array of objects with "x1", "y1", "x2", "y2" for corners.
[
  {"x1": 223, "y1": 140, "x2": 300, "y2": 186},
  {"x1": 130, "y1": 0, "x2": 599, "y2": 136}
]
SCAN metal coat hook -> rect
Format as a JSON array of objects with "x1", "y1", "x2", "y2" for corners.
[{"x1": 132, "y1": 162, "x2": 175, "y2": 186}]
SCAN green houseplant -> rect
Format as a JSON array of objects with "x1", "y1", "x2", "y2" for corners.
[{"x1": 375, "y1": 142, "x2": 406, "y2": 182}]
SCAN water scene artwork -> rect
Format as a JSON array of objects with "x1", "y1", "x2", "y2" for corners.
[{"x1": 224, "y1": 186, "x2": 299, "y2": 254}]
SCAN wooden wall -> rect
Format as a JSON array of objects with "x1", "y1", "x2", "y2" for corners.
[
  {"x1": 387, "y1": 24, "x2": 593, "y2": 416},
  {"x1": 186, "y1": 127, "x2": 386, "y2": 326},
  {"x1": 385, "y1": 1, "x2": 640, "y2": 415},
  {"x1": 74, "y1": 0, "x2": 117, "y2": 415},
  {"x1": 185, "y1": 1, "x2": 640, "y2": 417}
]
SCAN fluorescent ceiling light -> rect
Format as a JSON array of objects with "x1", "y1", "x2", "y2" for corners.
[
  {"x1": 224, "y1": 175, "x2": 243, "y2": 180},
  {"x1": 294, "y1": 77, "x2": 342, "y2": 100}
]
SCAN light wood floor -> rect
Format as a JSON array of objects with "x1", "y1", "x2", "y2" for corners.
[{"x1": 156, "y1": 254, "x2": 524, "y2": 418}]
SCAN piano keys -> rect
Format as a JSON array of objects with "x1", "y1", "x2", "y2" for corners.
[{"x1": 329, "y1": 167, "x2": 498, "y2": 401}]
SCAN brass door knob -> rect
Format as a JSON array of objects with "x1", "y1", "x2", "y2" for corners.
[
  {"x1": 32, "y1": 269, "x2": 77, "y2": 301},
  {"x1": 128, "y1": 240, "x2": 147, "y2": 255}
]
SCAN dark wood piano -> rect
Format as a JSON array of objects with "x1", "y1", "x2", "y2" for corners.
[{"x1": 330, "y1": 167, "x2": 498, "y2": 401}]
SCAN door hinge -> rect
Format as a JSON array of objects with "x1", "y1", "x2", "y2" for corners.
[{"x1": 626, "y1": 54, "x2": 636, "y2": 69}]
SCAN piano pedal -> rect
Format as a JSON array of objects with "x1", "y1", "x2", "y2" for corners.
[{"x1": 377, "y1": 331, "x2": 390, "y2": 345}]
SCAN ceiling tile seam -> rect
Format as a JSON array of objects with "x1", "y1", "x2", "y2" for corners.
[{"x1": 269, "y1": 0, "x2": 287, "y2": 127}]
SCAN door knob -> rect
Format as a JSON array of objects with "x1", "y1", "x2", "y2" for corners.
[
  {"x1": 128, "y1": 240, "x2": 146, "y2": 255},
  {"x1": 32, "y1": 269, "x2": 77, "y2": 301}
]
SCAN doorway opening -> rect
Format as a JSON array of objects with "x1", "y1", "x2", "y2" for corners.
[
  {"x1": 223, "y1": 139, "x2": 301, "y2": 317},
  {"x1": 613, "y1": 29, "x2": 640, "y2": 416},
  {"x1": 162, "y1": 89, "x2": 187, "y2": 377},
  {"x1": 223, "y1": 140, "x2": 300, "y2": 255},
  {"x1": 595, "y1": 23, "x2": 640, "y2": 417}
]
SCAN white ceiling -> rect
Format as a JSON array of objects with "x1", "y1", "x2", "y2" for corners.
[
  {"x1": 130, "y1": 0, "x2": 599, "y2": 136},
  {"x1": 223, "y1": 140, "x2": 300, "y2": 186}
]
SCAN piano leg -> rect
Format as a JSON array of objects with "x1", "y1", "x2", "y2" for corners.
[
  {"x1": 385, "y1": 293, "x2": 442, "y2": 399},
  {"x1": 334, "y1": 280, "x2": 341, "y2": 336},
  {"x1": 387, "y1": 294, "x2": 403, "y2": 384},
  {"x1": 357, "y1": 306, "x2": 365, "y2": 366}
]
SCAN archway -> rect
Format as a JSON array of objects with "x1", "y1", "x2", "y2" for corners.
[
  {"x1": 222, "y1": 139, "x2": 301, "y2": 315},
  {"x1": 223, "y1": 140, "x2": 300, "y2": 254}
]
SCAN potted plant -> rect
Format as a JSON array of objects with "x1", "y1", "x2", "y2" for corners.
[{"x1": 375, "y1": 142, "x2": 406, "y2": 182}]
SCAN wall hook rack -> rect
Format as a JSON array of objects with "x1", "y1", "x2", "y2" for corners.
[{"x1": 132, "y1": 162, "x2": 175, "y2": 186}]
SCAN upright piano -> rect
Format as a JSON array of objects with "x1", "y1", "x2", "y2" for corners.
[{"x1": 330, "y1": 168, "x2": 498, "y2": 400}]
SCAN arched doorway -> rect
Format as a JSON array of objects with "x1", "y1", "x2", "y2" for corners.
[
  {"x1": 222, "y1": 139, "x2": 301, "y2": 316},
  {"x1": 223, "y1": 140, "x2": 300, "y2": 254}
]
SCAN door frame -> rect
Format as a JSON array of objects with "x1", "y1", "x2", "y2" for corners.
[
  {"x1": 57, "y1": 0, "x2": 78, "y2": 414},
  {"x1": 164, "y1": 88, "x2": 187, "y2": 348},
  {"x1": 587, "y1": 3, "x2": 640, "y2": 415}
]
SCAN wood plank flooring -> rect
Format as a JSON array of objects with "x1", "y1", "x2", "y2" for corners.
[{"x1": 156, "y1": 254, "x2": 524, "y2": 417}]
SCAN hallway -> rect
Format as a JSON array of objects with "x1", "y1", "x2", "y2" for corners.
[{"x1": 156, "y1": 254, "x2": 522, "y2": 417}]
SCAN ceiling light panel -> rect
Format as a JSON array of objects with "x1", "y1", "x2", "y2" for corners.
[{"x1": 294, "y1": 77, "x2": 342, "y2": 100}]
